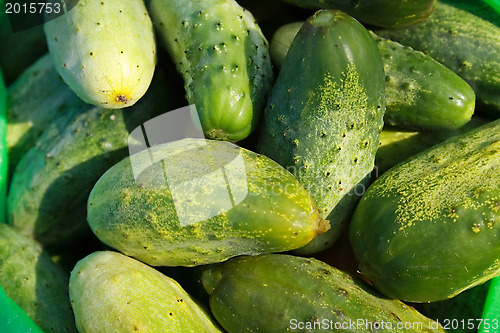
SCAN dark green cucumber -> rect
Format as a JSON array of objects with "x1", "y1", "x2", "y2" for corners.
[
  {"x1": 7, "y1": 72, "x2": 181, "y2": 247},
  {"x1": 270, "y1": 22, "x2": 476, "y2": 131},
  {"x1": 258, "y1": 10, "x2": 385, "y2": 254},
  {"x1": 375, "y1": 117, "x2": 490, "y2": 174},
  {"x1": 87, "y1": 138, "x2": 329, "y2": 267},
  {"x1": 201, "y1": 254, "x2": 446, "y2": 332},
  {"x1": 273, "y1": 0, "x2": 438, "y2": 28},
  {"x1": 0, "y1": 223, "x2": 77, "y2": 332},
  {"x1": 376, "y1": 1, "x2": 500, "y2": 115},
  {"x1": 148, "y1": 0, "x2": 274, "y2": 142},
  {"x1": 0, "y1": 10, "x2": 47, "y2": 85},
  {"x1": 70, "y1": 251, "x2": 223, "y2": 332},
  {"x1": 6, "y1": 53, "x2": 90, "y2": 176},
  {"x1": 350, "y1": 118, "x2": 500, "y2": 302}
]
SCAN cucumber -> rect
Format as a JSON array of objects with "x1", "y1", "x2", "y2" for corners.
[
  {"x1": 201, "y1": 254, "x2": 446, "y2": 332},
  {"x1": 258, "y1": 10, "x2": 385, "y2": 254},
  {"x1": 350, "y1": 118, "x2": 500, "y2": 302},
  {"x1": 87, "y1": 138, "x2": 329, "y2": 267},
  {"x1": 272, "y1": 0, "x2": 438, "y2": 28},
  {"x1": 148, "y1": 0, "x2": 274, "y2": 142},
  {"x1": 375, "y1": 1, "x2": 500, "y2": 115},
  {"x1": 70, "y1": 251, "x2": 223, "y2": 333},
  {"x1": 375, "y1": 117, "x2": 490, "y2": 174},
  {"x1": 6, "y1": 53, "x2": 89, "y2": 176},
  {"x1": 0, "y1": 10, "x2": 47, "y2": 85},
  {"x1": 7, "y1": 72, "x2": 178, "y2": 247},
  {"x1": 270, "y1": 22, "x2": 476, "y2": 131},
  {"x1": 0, "y1": 223, "x2": 77, "y2": 332},
  {"x1": 44, "y1": 0, "x2": 156, "y2": 108},
  {"x1": 0, "y1": 285, "x2": 44, "y2": 333}
]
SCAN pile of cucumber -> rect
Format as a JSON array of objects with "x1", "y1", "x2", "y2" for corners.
[{"x1": 0, "y1": 0, "x2": 499, "y2": 332}]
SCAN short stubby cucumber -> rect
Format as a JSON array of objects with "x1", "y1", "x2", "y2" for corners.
[
  {"x1": 376, "y1": 117, "x2": 489, "y2": 174},
  {"x1": 270, "y1": 22, "x2": 476, "y2": 131},
  {"x1": 376, "y1": 1, "x2": 500, "y2": 115},
  {"x1": 0, "y1": 285, "x2": 44, "y2": 333},
  {"x1": 43, "y1": 0, "x2": 156, "y2": 108},
  {"x1": 0, "y1": 223, "x2": 77, "y2": 332},
  {"x1": 70, "y1": 251, "x2": 223, "y2": 333},
  {"x1": 350, "y1": 118, "x2": 500, "y2": 302},
  {"x1": 272, "y1": 0, "x2": 438, "y2": 28},
  {"x1": 201, "y1": 254, "x2": 446, "y2": 332},
  {"x1": 7, "y1": 73, "x2": 177, "y2": 247},
  {"x1": 148, "y1": 0, "x2": 274, "y2": 142},
  {"x1": 7, "y1": 53, "x2": 90, "y2": 175},
  {"x1": 87, "y1": 138, "x2": 329, "y2": 266},
  {"x1": 258, "y1": 10, "x2": 385, "y2": 254}
]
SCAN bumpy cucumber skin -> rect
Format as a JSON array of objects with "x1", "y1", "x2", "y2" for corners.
[
  {"x1": 44, "y1": 0, "x2": 156, "y2": 109},
  {"x1": 87, "y1": 138, "x2": 328, "y2": 267},
  {"x1": 7, "y1": 74, "x2": 175, "y2": 247},
  {"x1": 7, "y1": 53, "x2": 90, "y2": 176},
  {"x1": 375, "y1": 117, "x2": 489, "y2": 174},
  {"x1": 258, "y1": 10, "x2": 385, "y2": 254},
  {"x1": 350, "y1": 119, "x2": 500, "y2": 303},
  {"x1": 270, "y1": 22, "x2": 476, "y2": 131},
  {"x1": 70, "y1": 251, "x2": 223, "y2": 333},
  {"x1": 202, "y1": 254, "x2": 445, "y2": 333},
  {"x1": 376, "y1": 2, "x2": 500, "y2": 115},
  {"x1": 276, "y1": 0, "x2": 437, "y2": 28},
  {"x1": 0, "y1": 223, "x2": 77, "y2": 332},
  {"x1": 148, "y1": 0, "x2": 273, "y2": 142},
  {"x1": 0, "y1": 11, "x2": 47, "y2": 85}
]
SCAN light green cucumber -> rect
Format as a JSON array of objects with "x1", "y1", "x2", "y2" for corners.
[
  {"x1": 7, "y1": 73, "x2": 178, "y2": 247},
  {"x1": 0, "y1": 223, "x2": 77, "y2": 332},
  {"x1": 6, "y1": 53, "x2": 90, "y2": 176},
  {"x1": 70, "y1": 251, "x2": 223, "y2": 333},
  {"x1": 272, "y1": 0, "x2": 438, "y2": 28},
  {"x1": 258, "y1": 11, "x2": 385, "y2": 254},
  {"x1": 375, "y1": 117, "x2": 490, "y2": 174},
  {"x1": 270, "y1": 22, "x2": 476, "y2": 131},
  {"x1": 376, "y1": 1, "x2": 500, "y2": 115},
  {"x1": 350, "y1": 118, "x2": 500, "y2": 302},
  {"x1": 202, "y1": 254, "x2": 446, "y2": 332},
  {"x1": 148, "y1": 0, "x2": 274, "y2": 142},
  {"x1": 87, "y1": 138, "x2": 329, "y2": 267},
  {"x1": 44, "y1": 0, "x2": 156, "y2": 108}
]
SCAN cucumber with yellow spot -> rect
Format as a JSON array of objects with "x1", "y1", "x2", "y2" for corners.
[
  {"x1": 350, "y1": 118, "x2": 500, "y2": 302},
  {"x1": 87, "y1": 138, "x2": 329, "y2": 266},
  {"x1": 258, "y1": 10, "x2": 385, "y2": 254},
  {"x1": 43, "y1": 0, "x2": 156, "y2": 108}
]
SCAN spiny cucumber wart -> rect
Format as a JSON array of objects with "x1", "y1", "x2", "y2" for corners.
[
  {"x1": 148, "y1": 0, "x2": 274, "y2": 142},
  {"x1": 258, "y1": 10, "x2": 385, "y2": 254},
  {"x1": 350, "y1": 119, "x2": 500, "y2": 302},
  {"x1": 44, "y1": 0, "x2": 156, "y2": 108},
  {"x1": 270, "y1": 22, "x2": 476, "y2": 131},
  {"x1": 201, "y1": 254, "x2": 446, "y2": 332},
  {"x1": 70, "y1": 251, "x2": 223, "y2": 333},
  {"x1": 87, "y1": 138, "x2": 329, "y2": 266}
]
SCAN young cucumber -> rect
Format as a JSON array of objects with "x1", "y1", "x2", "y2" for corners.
[
  {"x1": 7, "y1": 72, "x2": 179, "y2": 248},
  {"x1": 258, "y1": 10, "x2": 385, "y2": 254},
  {"x1": 201, "y1": 254, "x2": 446, "y2": 332},
  {"x1": 44, "y1": 0, "x2": 156, "y2": 108},
  {"x1": 0, "y1": 223, "x2": 77, "y2": 332},
  {"x1": 270, "y1": 22, "x2": 476, "y2": 131},
  {"x1": 375, "y1": 1, "x2": 500, "y2": 115},
  {"x1": 273, "y1": 0, "x2": 438, "y2": 28},
  {"x1": 350, "y1": 118, "x2": 500, "y2": 302},
  {"x1": 87, "y1": 138, "x2": 328, "y2": 266},
  {"x1": 148, "y1": 0, "x2": 274, "y2": 142},
  {"x1": 70, "y1": 251, "x2": 223, "y2": 333}
]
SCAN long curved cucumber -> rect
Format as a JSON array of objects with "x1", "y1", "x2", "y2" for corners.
[{"x1": 148, "y1": 0, "x2": 274, "y2": 142}]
